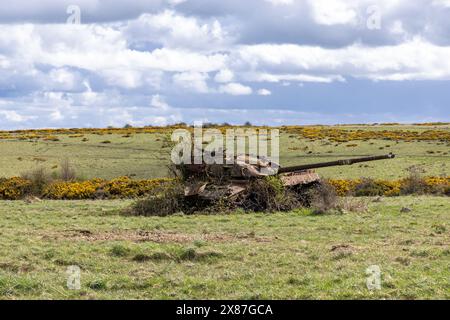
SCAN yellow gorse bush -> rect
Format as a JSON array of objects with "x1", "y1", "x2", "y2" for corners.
[
  {"x1": 328, "y1": 176, "x2": 449, "y2": 196},
  {"x1": 42, "y1": 179, "x2": 104, "y2": 200},
  {"x1": 0, "y1": 176, "x2": 448, "y2": 200},
  {"x1": 41, "y1": 177, "x2": 173, "y2": 200},
  {"x1": 327, "y1": 179, "x2": 361, "y2": 196},
  {"x1": 102, "y1": 177, "x2": 173, "y2": 198},
  {"x1": 0, "y1": 177, "x2": 32, "y2": 200}
]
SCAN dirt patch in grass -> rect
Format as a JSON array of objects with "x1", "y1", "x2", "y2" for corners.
[
  {"x1": 0, "y1": 262, "x2": 34, "y2": 273},
  {"x1": 330, "y1": 244, "x2": 358, "y2": 260},
  {"x1": 330, "y1": 244, "x2": 356, "y2": 252},
  {"x1": 45, "y1": 229, "x2": 274, "y2": 244}
]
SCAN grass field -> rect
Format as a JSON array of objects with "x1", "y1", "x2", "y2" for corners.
[
  {"x1": 0, "y1": 197, "x2": 448, "y2": 299},
  {"x1": 0, "y1": 124, "x2": 448, "y2": 300},
  {"x1": 0, "y1": 124, "x2": 449, "y2": 180}
]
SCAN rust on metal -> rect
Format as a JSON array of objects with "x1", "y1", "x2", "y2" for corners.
[{"x1": 280, "y1": 171, "x2": 321, "y2": 187}]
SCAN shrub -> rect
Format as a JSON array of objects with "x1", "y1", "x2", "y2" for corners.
[
  {"x1": 423, "y1": 177, "x2": 450, "y2": 195},
  {"x1": 42, "y1": 179, "x2": 102, "y2": 200},
  {"x1": 400, "y1": 166, "x2": 428, "y2": 195},
  {"x1": 327, "y1": 179, "x2": 360, "y2": 196},
  {"x1": 127, "y1": 181, "x2": 185, "y2": 216},
  {"x1": 353, "y1": 178, "x2": 389, "y2": 196},
  {"x1": 21, "y1": 167, "x2": 52, "y2": 195},
  {"x1": 0, "y1": 177, "x2": 33, "y2": 200},
  {"x1": 59, "y1": 159, "x2": 77, "y2": 181},
  {"x1": 101, "y1": 177, "x2": 172, "y2": 198},
  {"x1": 242, "y1": 176, "x2": 300, "y2": 212},
  {"x1": 308, "y1": 182, "x2": 338, "y2": 214},
  {"x1": 41, "y1": 177, "x2": 171, "y2": 200}
]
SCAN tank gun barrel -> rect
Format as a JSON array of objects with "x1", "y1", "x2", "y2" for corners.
[{"x1": 278, "y1": 153, "x2": 395, "y2": 174}]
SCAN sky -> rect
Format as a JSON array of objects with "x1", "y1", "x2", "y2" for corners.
[{"x1": 0, "y1": 0, "x2": 449, "y2": 129}]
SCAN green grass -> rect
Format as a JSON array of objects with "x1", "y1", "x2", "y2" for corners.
[
  {"x1": 0, "y1": 125, "x2": 448, "y2": 180},
  {"x1": 0, "y1": 132, "x2": 171, "y2": 180},
  {"x1": 0, "y1": 197, "x2": 448, "y2": 299},
  {"x1": 0, "y1": 125, "x2": 448, "y2": 299}
]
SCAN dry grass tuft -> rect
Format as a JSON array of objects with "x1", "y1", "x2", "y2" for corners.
[
  {"x1": 338, "y1": 197, "x2": 369, "y2": 213},
  {"x1": 308, "y1": 181, "x2": 338, "y2": 214},
  {"x1": 59, "y1": 158, "x2": 77, "y2": 181},
  {"x1": 21, "y1": 167, "x2": 52, "y2": 195},
  {"x1": 401, "y1": 166, "x2": 428, "y2": 195},
  {"x1": 126, "y1": 181, "x2": 186, "y2": 216}
]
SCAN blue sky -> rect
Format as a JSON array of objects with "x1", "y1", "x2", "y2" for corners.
[{"x1": 0, "y1": 0, "x2": 449, "y2": 129}]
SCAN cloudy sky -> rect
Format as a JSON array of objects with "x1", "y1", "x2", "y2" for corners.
[{"x1": 0, "y1": 0, "x2": 449, "y2": 129}]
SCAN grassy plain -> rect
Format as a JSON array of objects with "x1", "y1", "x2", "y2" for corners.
[
  {"x1": 0, "y1": 124, "x2": 448, "y2": 300},
  {"x1": 0, "y1": 124, "x2": 449, "y2": 180},
  {"x1": 0, "y1": 197, "x2": 448, "y2": 299}
]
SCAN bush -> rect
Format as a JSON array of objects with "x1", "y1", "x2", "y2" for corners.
[
  {"x1": 127, "y1": 181, "x2": 185, "y2": 216},
  {"x1": 241, "y1": 176, "x2": 300, "y2": 212},
  {"x1": 0, "y1": 177, "x2": 33, "y2": 200},
  {"x1": 327, "y1": 179, "x2": 360, "y2": 196},
  {"x1": 102, "y1": 177, "x2": 171, "y2": 198},
  {"x1": 353, "y1": 178, "x2": 389, "y2": 196},
  {"x1": 59, "y1": 159, "x2": 77, "y2": 181},
  {"x1": 21, "y1": 167, "x2": 52, "y2": 195},
  {"x1": 423, "y1": 177, "x2": 450, "y2": 195},
  {"x1": 308, "y1": 182, "x2": 338, "y2": 214},
  {"x1": 41, "y1": 177, "x2": 172, "y2": 200},
  {"x1": 42, "y1": 179, "x2": 103, "y2": 200},
  {"x1": 400, "y1": 166, "x2": 428, "y2": 195}
]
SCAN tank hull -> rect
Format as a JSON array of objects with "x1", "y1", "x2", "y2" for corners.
[{"x1": 184, "y1": 170, "x2": 321, "y2": 201}]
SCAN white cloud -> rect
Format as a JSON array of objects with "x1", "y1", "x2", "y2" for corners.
[
  {"x1": 101, "y1": 68, "x2": 143, "y2": 89},
  {"x1": 0, "y1": 24, "x2": 227, "y2": 75},
  {"x1": 173, "y1": 72, "x2": 210, "y2": 93},
  {"x1": 0, "y1": 55, "x2": 10, "y2": 68},
  {"x1": 150, "y1": 95, "x2": 170, "y2": 111},
  {"x1": 0, "y1": 1, "x2": 449, "y2": 128},
  {"x1": 237, "y1": 38, "x2": 450, "y2": 81},
  {"x1": 214, "y1": 69, "x2": 234, "y2": 83},
  {"x1": 257, "y1": 89, "x2": 272, "y2": 96},
  {"x1": 219, "y1": 83, "x2": 253, "y2": 95},
  {"x1": 48, "y1": 68, "x2": 76, "y2": 89},
  {"x1": 309, "y1": 0, "x2": 358, "y2": 25},
  {"x1": 50, "y1": 109, "x2": 64, "y2": 121},
  {"x1": 0, "y1": 110, "x2": 28, "y2": 122},
  {"x1": 168, "y1": 0, "x2": 187, "y2": 5},
  {"x1": 432, "y1": 0, "x2": 450, "y2": 7},
  {"x1": 265, "y1": 0, "x2": 295, "y2": 6},
  {"x1": 246, "y1": 73, "x2": 345, "y2": 83},
  {"x1": 125, "y1": 11, "x2": 231, "y2": 50}
]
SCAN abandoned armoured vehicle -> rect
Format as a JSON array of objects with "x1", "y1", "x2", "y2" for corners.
[{"x1": 179, "y1": 153, "x2": 396, "y2": 202}]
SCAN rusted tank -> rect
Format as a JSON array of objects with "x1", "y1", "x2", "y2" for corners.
[{"x1": 180, "y1": 153, "x2": 395, "y2": 201}]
